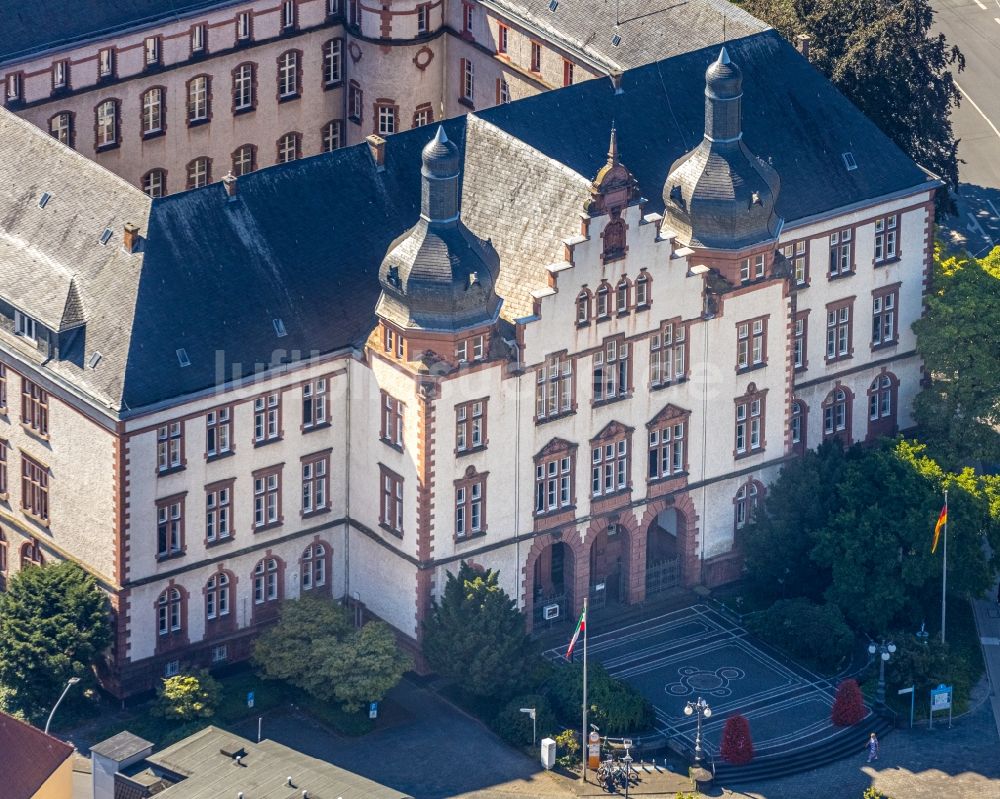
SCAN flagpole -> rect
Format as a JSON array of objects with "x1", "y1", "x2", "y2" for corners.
[
  {"x1": 581, "y1": 596, "x2": 588, "y2": 783},
  {"x1": 941, "y1": 489, "x2": 948, "y2": 644}
]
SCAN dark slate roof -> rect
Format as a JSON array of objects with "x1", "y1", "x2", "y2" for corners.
[
  {"x1": 0, "y1": 711, "x2": 74, "y2": 799},
  {"x1": 0, "y1": 30, "x2": 932, "y2": 414},
  {"x1": 146, "y1": 726, "x2": 411, "y2": 799},
  {"x1": 0, "y1": 0, "x2": 231, "y2": 64},
  {"x1": 481, "y1": 0, "x2": 767, "y2": 71}
]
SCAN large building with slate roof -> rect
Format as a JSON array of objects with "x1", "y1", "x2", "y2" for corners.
[
  {"x1": 0, "y1": 0, "x2": 765, "y2": 198},
  {"x1": 0, "y1": 29, "x2": 936, "y2": 695}
]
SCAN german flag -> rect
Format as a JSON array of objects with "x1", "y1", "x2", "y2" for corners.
[{"x1": 932, "y1": 504, "x2": 947, "y2": 554}]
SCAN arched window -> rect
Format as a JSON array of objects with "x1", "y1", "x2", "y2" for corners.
[
  {"x1": 867, "y1": 372, "x2": 898, "y2": 441},
  {"x1": 276, "y1": 131, "x2": 301, "y2": 163},
  {"x1": 734, "y1": 480, "x2": 763, "y2": 531},
  {"x1": 205, "y1": 572, "x2": 231, "y2": 620},
  {"x1": 253, "y1": 557, "x2": 281, "y2": 605},
  {"x1": 634, "y1": 271, "x2": 651, "y2": 309},
  {"x1": 602, "y1": 213, "x2": 626, "y2": 262},
  {"x1": 822, "y1": 385, "x2": 853, "y2": 444},
  {"x1": 790, "y1": 400, "x2": 807, "y2": 455},
  {"x1": 595, "y1": 283, "x2": 610, "y2": 320},
  {"x1": 576, "y1": 290, "x2": 591, "y2": 325},
  {"x1": 186, "y1": 156, "x2": 211, "y2": 189},
  {"x1": 157, "y1": 587, "x2": 183, "y2": 635},
  {"x1": 232, "y1": 144, "x2": 256, "y2": 176},
  {"x1": 615, "y1": 277, "x2": 630, "y2": 314},
  {"x1": 20, "y1": 539, "x2": 43, "y2": 569},
  {"x1": 141, "y1": 86, "x2": 164, "y2": 136},
  {"x1": 142, "y1": 168, "x2": 166, "y2": 198},
  {"x1": 300, "y1": 543, "x2": 327, "y2": 590}
]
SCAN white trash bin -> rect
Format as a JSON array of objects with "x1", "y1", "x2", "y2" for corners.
[{"x1": 540, "y1": 737, "x2": 556, "y2": 770}]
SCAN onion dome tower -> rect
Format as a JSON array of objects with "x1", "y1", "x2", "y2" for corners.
[
  {"x1": 662, "y1": 47, "x2": 781, "y2": 250},
  {"x1": 376, "y1": 126, "x2": 501, "y2": 331}
]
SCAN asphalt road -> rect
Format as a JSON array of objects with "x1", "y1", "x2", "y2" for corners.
[{"x1": 933, "y1": 0, "x2": 1000, "y2": 255}]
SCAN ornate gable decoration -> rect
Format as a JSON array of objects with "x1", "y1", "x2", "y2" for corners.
[
  {"x1": 590, "y1": 420, "x2": 633, "y2": 443},
  {"x1": 647, "y1": 403, "x2": 690, "y2": 428},
  {"x1": 535, "y1": 437, "x2": 578, "y2": 460},
  {"x1": 585, "y1": 128, "x2": 637, "y2": 217}
]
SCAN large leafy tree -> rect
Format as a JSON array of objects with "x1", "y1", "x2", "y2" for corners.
[
  {"x1": 0, "y1": 561, "x2": 111, "y2": 721},
  {"x1": 422, "y1": 562, "x2": 535, "y2": 699},
  {"x1": 913, "y1": 246, "x2": 1000, "y2": 467},
  {"x1": 743, "y1": 0, "x2": 964, "y2": 211},
  {"x1": 253, "y1": 595, "x2": 409, "y2": 712}
]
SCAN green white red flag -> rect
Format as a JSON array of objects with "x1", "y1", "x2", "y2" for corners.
[{"x1": 565, "y1": 607, "x2": 586, "y2": 659}]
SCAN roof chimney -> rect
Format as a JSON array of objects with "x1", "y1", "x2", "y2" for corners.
[
  {"x1": 795, "y1": 33, "x2": 811, "y2": 61},
  {"x1": 366, "y1": 134, "x2": 386, "y2": 170},
  {"x1": 609, "y1": 70, "x2": 623, "y2": 95},
  {"x1": 222, "y1": 171, "x2": 238, "y2": 199},
  {"x1": 122, "y1": 223, "x2": 140, "y2": 254}
]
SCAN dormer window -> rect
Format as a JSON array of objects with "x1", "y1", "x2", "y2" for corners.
[{"x1": 14, "y1": 311, "x2": 36, "y2": 341}]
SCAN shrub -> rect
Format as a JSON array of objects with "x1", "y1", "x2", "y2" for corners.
[
  {"x1": 748, "y1": 598, "x2": 854, "y2": 672},
  {"x1": 832, "y1": 679, "x2": 866, "y2": 726},
  {"x1": 547, "y1": 662, "x2": 655, "y2": 735},
  {"x1": 491, "y1": 694, "x2": 555, "y2": 747},
  {"x1": 554, "y1": 728, "x2": 580, "y2": 766},
  {"x1": 719, "y1": 713, "x2": 754, "y2": 765},
  {"x1": 154, "y1": 671, "x2": 222, "y2": 721},
  {"x1": 884, "y1": 633, "x2": 971, "y2": 713}
]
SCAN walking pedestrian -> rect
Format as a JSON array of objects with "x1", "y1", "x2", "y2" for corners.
[{"x1": 866, "y1": 732, "x2": 879, "y2": 763}]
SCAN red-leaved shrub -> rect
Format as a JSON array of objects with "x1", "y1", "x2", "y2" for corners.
[
  {"x1": 831, "y1": 679, "x2": 866, "y2": 726},
  {"x1": 719, "y1": 713, "x2": 754, "y2": 765}
]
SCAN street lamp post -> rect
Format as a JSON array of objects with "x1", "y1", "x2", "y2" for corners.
[
  {"x1": 622, "y1": 746, "x2": 633, "y2": 799},
  {"x1": 44, "y1": 677, "x2": 81, "y2": 736},
  {"x1": 868, "y1": 639, "x2": 896, "y2": 705},
  {"x1": 519, "y1": 707, "x2": 537, "y2": 746},
  {"x1": 683, "y1": 697, "x2": 712, "y2": 765}
]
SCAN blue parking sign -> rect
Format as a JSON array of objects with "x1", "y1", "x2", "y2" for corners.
[
  {"x1": 247, "y1": 691, "x2": 255, "y2": 708},
  {"x1": 369, "y1": 701, "x2": 378, "y2": 719}
]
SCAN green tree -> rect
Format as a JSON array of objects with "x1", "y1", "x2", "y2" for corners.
[
  {"x1": 422, "y1": 563, "x2": 536, "y2": 699},
  {"x1": 253, "y1": 596, "x2": 409, "y2": 713},
  {"x1": 547, "y1": 662, "x2": 655, "y2": 735},
  {"x1": 913, "y1": 246, "x2": 1000, "y2": 467},
  {"x1": 743, "y1": 0, "x2": 964, "y2": 210},
  {"x1": 153, "y1": 671, "x2": 222, "y2": 721},
  {"x1": 0, "y1": 561, "x2": 110, "y2": 721}
]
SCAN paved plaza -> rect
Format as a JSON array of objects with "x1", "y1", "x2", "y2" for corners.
[{"x1": 545, "y1": 604, "x2": 865, "y2": 763}]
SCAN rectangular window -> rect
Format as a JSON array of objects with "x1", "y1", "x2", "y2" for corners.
[
  {"x1": 14, "y1": 310, "x2": 36, "y2": 341},
  {"x1": 531, "y1": 41, "x2": 541, "y2": 72},
  {"x1": 874, "y1": 214, "x2": 898, "y2": 264},
  {"x1": 563, "y1": 59, "x2": 574, "y2": 87},
  {"x1": 21, "y1": 378, "x2": 48, "y2": 437},
  {"x1": 237, "y1": 11, "x2": 253, "y2": 41},
  {"x1": 22, "y1": 454, "x2": 50, "y2": 521},
  {"x1": 592, "y1": 338, "x2": 630, "y2": 404},
  {"x1": 302, "y1": 452, "x2": 330, "y2": 515},
  {"x1": 872, "y1": 287, "x2": 898, "y2": 347},
  {"x1": 648, "y1": 419, "x2": 686, "y2": 480},
  {"x1": 156, "y1": 422, "x2": 184, "y2": 472},
  {"x1": 144, "y1": 37, "x2": 160, "y2": 67},
  {"x1": 825, "y1": 299, "x2": 854, "y2": 362},
  {"x1": 591, "y1": 439, "x2": 628, "y2": 497},
  {"x1": 377, "y1": 103, "x2": 396, "y2": 135},
  {"x1": 535, "y1": 353, "x2": 573, "y2": 420},
  {"x1": 380, "y1": 466, "x2": 404, "y2": 534},
  {"x1": 0, "y1": 364, "x2": 6, "y2": 409},
  {"x1": 735, "y1": 391, "x2": 766, "y2": 455},
  {"x1": 417, "y1": 5, "x2": 429, "y2": 32},
  {"x1": 96, "y1": 100, "x2": 117, "y2": 147},
  {"x1": 233, "y1": 63, "x2": 255, "y2": 111},
  {"x1": 497, "y1": 77, "x2": 510, "y2": 104},
  {"x1": 497, "y1": 23, "x2": 508, "y2": 53},
  {"x1": 142, "y1": 88, "x2": 163, "y2": 135},
  {"x1": 413, "y1": 105, "x2": 432, "y2": 127},
  {"x1": 323, "y1": 39, "x2": 343, "y2": 85},
  {"x1": 156, "y1": 496, "x2": 183, "y2": 557},
  {"x1": 461, "y1": 58, "x2": 474, "y2": 102},
  {"x1": 0, "y1": 440, "x2": 7, "y2": 498},
  {"x1": 780, "y1": 240, "x2": 809, "y2": 286},
  {"x1": 205, "y1": 483, "x2": 232, "y2": 543},
  {"x1": 253, "y1": 467, "x2": 282, "y2": 529},
  {"x1": 349, "y1": 0, "x2": 360, "y2": 26},
  {"x1": 793, "y1": 312, "x2": 807, "y2": 371},
  {"x1": 349, "y1": 82, "x2": 363, "y2": 121},
  {"x1": 278, "y1": 51, "x2": 299, "y2": 98},
  {"x1": 206, "y1": 407, "x2": 232, "y2": 458},
  {"x1": 52, "y1": 60, "x2": 69, "y2": 90},
  {"x1": 281, "y1": 0, "x2": 297, "y2": 30},
  {"x1": 828, "y1": 228, "x2": 853, "y2": 277},
  {"x1": 191, "y1": 23, "x2": 207, "y2": 53},
  {"x1": 463, "y1": 1, "x2": 474, "y2": 32},
  {"x1": 534, "y1": 453, "x2": 574, "y2": 514},
  {"x1": 381, "y1": 391, "x2": 404, "y2": 449},
  {"x1": 98, "y1": 48, "x2": 115, "y2": 78},
  {"x1": 736, "y1": 316, "x2": 767, "y2": 370},
  {"x1": 302, "y1": 379, "x2": 328, "y2": 429},
  {"x1": 253, "y1": 392, "x2": 281, "y2": 444},
  {"x1": 187, "y1": 76, "x2": 209, "y2": 122},
  {"x1": 649, "y1": 321, "x2": 686, "y2": 387},
  {"x1": 456, "y1": 399, "x2": 486, "y2": 453},
  {"x1": 455, "y1": 477, "x2": 485, "y2": 538}
]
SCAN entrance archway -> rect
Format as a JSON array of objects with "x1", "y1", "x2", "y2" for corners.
[
  {"x1": 646, "y1": 507, "x2": 683, "y2": 596},
  {"x1": 531, "y1": 540, "x2": 575, "y2": 627},
  {"x1": 588, "y1": 525, "x2": 630, "y2": 609}
]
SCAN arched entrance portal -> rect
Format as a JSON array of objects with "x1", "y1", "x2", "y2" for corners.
[
  {"x1": 589, "y1": 525, "x2": 630, "y2": 609},
  {"x1": 531, "y1": 541, "x2": 575, "y2": 627},
  {"x1": 646, "y1": 508, "x2": 683, "y2": 596}
]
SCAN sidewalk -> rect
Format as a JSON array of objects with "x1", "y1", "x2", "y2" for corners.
[{"x1": 971, "y1": 588, "x2": 1000, "y2": 741}]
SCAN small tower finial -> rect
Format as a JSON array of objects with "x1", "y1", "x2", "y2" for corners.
[{"x1": 608, "y1": 124, "x2": 619, "y2": 166}]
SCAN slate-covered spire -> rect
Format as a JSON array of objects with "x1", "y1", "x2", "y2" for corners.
[
  {"x1": 376, "y1": 126, "x2": 502, "y2": 332},
  {"x1": 661, "y1": 47, "x2": 781, "y2": 251}
]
